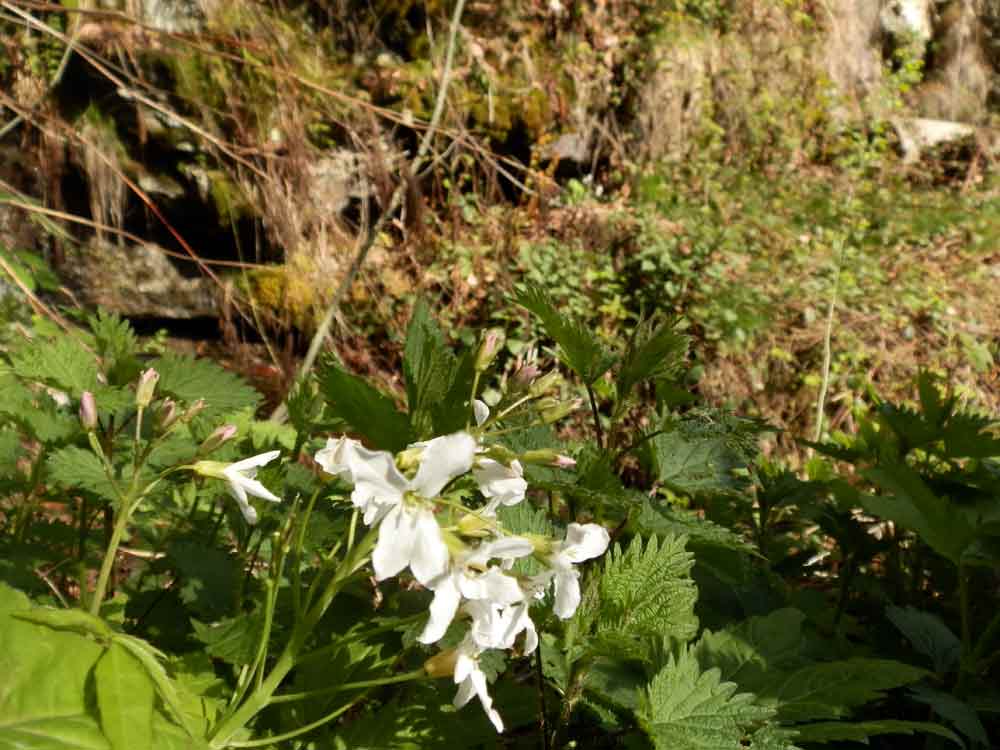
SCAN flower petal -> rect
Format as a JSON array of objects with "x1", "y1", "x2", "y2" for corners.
[
  {"x1": 474, "y1": 459, "x2": 527, "y2": 513},
  {"x1": 419, "y1": 575, "x2": 461, "y2": 644},
  {"x1": 411, "y1": 432, "x2": 477, "y2": 498},
  {"x1": 226, "y1": 484, "x2": 258, "y2": 525},
  {"x1": 408, "y1": 506, "x2": 450, "y2": 585},
  {"x1": 473, "y1": 399, "x2": 490, "y2": 426},
  {"x1": 371, "y1": 505, "x2": 416, "y2": 581},
  {"x1": 227, "y1": 450, "x2": 280, "y2": 473},
  {"x1": 560, "y1": 523, "x2": 610, "y2": 563},
  {"x1": 231, "y1": 475, "x2": 281, "y2": 504},
  {"x1": 317, "y1": 437, "x2": 408, "y2": 521},
  {"x1": 552, "y1": 567, "x2": 581, "y2": 619}
]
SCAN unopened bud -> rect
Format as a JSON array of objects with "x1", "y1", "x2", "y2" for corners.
[
  {"x1": 157, "y1": 398, "x2": 179, "y2": 431},
  {"x1": 183, "y1": 399, "x2": 206, "y2": 422},
  {"x1": 199, "y1": 424, "x2": 237, "y2": 455},
  {"x1": 475, "y1": 328, "x2": 505, "y2": 372},
  {"x1": 520, "y1": 449, "x2": 576, "y2": 469},
  {"x1": 135, "y1": 368, "x2": 159, "y2": 408},
  {"x1": 540, "y1": 399, "x2": 580, "y2": 424},
  {"x1": 529, "y1": 371, "x2": 561, "y2": 397},
  {"x1": 481, "y1": 444, "x2": 518, "y2": 464},
  {"x1": 423, "y1": 648, "x2": 459, "y2": 678},
  {"x1": 511, "y1": 363, "x2": 541, "y2": 390},
  {"x1": 79, "y1": 391, "x2": 98, "y2": 431},
  {"x1": 457, "y1": 512, "x2": 493, "y2": 537}
]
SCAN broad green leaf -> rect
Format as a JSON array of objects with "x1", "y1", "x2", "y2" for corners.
[
  {"x1": 794, "y1": 719, "x2": 962, "y2": 746},
  {"x1": 46, "y1": 446, "x2": 120, "y2": 502},
  {"x1": 0, "y1": 584, "x2": 109, "y2": 750},
  {"x1": 647, "y1": 412, "x2": 763, "y2": 496},
  {"x1": 595, "y1": 534, "x2": 699, "y2": 646},
  {"x1": 191, "y1": 611, "x2": 265, "y2": 666},
  {"x1": 641, "y1": 645, "x2": 774, "y2": 750},
  {"x1": 403, "y1": 301, "x2": 459, "y2": 439},
  {"x1": 910, "y1": 685, "x2": 990, "y2": 747},
  {"x1": 13, "y1": 606, "x2": 112, "y2": 641},
  {"x1": 762, "y1": 658, "x2": 929, "y2": 722},
  {"x1": 95, "y1": 643, "x2": 155, "y2": 750},
  {"x1": 10, "y1": 336, "x2": 100, "y2": 397},
  {"x1": 863, "y1": 463, "x2": 974, "y2": 564},
  {"x1": 316, "y1": 357, "x2": 411, "y2": 451},
  {"x1": 886, "y1": 605, "x2": 961, "y2": 674},
  {"x1": 155, "y1": 352, "x2": 260, "y2": 419},
  {"x1": 617, "y1": 316, "x2": 688, "y2": 400},
  {"x1": 514, "y1": 283, "x2": 617, "y2": 384}
]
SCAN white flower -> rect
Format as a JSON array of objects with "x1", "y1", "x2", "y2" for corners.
[
  {"x1": 453, "y1": 635, "x2": 504, "y2": 733},
  {"x1": 473, "y1": 399, "x2": 490, "y2": 426},
  {"x1": 315, "y1": 432, "x2": 478, "y2": 584},
  {"x1": 419, "y1": 538, "x2": 533, "y2": 645},
  {"x1": 536, "y1": 522, "x2": 610, "y2": 619},
  {"x1": 194, "y1": 451, "x2": 282, "y2": 525},
  {"x1": 473, "y1": 458, "x2": 527, "y2": 515}
]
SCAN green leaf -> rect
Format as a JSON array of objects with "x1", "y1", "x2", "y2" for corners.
[
  {"x1": 403, "y1": 301, "x2": 460, "y2": 439},
  {"x1": 793, "y1": 719, "x2": 963, "y2": 746},
  {"x1": 167, "y1": 540, "x2": 240, "y2": 620},
  {"x1": 863, "y1": 463, "x2": 975, "y2": 564},
  {"x1": 514, "y1": 283, "x2": 617, "y2": 384},
  {"x1": 647, "y1": 411, "x2": 764, "y2": 496},
  {"x1": 595, "y1": 534, "x2": 699, "y2": 646},
  {"x1": 88, "y1": 310, "x2": 140, "y2": 385},
  {"x1": 13, "y1": 606, "x2": 112, "y2": 641},
  {"x1": 641, "y1": 645, "x2": 774, "y2": 750},
  {"x1": 95, "y1": 643, "x2": 155, "y2": 750},
  {"x1": 154, "y1": 352, "x2": 260, "y2": 419},
  {"x1": 0, "y1": 584, "x2": 110, "y2": 750},
  {"x1": 886, "y1": 605, "x2": 961, "y2": 674},
  {"x1": 47, "y1": 446, "x2": 120, "y2": 502},
  {"x1": 316, "y1": 357, "x2": 411, "y2": 452},
  {"x1": 634, "y1": 499, "x2": 755, "y2": 553},
  {"x1": 910, "y1": 685, "x2": 989, "y2": 747},
  {"x1": 10, "y1": 336, "x2": 100, "y2": 397},
  {"x1": 191, "y1": 611, "x2": 264, "y2": 666},
  {"x1": 617, "y1": 316, "x2": 688, "y2": 400}
]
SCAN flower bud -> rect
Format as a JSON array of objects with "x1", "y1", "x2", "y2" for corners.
[
  {"x1": 520, "y1": 449, "x2": 576, "y2": 469},
  {"x1": 198, "y1": 424, "x2": 237, "y2": 455},
  {"x1": 423, "y1": 648, "x2": 459, "y2": 678},
  {"x1": 135, "y1": 368, "x2": 159, "y2": 408},
  {"x1": 475, "y1": 328, "x2": 505, "y2": 372},
  {"x1": 540, "y1": 399, "x2": 580, "y2": 424},
  {"x1": 528, "y1": 370, "x2": 561, "y2": 398},
  {"x1": 157, "y1": 398, "x2": 179, "y2": 431},
  {"x1": 511, "y1": 363, "x2": 541, "y2": 390},
  {"x1": 79, "y1": 391, "x2": 98, "y2": 431},
  {"x1": 457, "y1": 513, "x2": 493, "y2": 537},
  {"x1": 183, "y1": 398, "x2": 206, "y2": 422}
]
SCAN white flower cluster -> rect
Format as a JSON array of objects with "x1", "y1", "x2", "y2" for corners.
[{"x1": 314, "y1": 403, "x2": 610, "y2": 732}]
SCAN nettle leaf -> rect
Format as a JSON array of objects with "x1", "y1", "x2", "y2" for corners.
[
  {"x1": 635, "y1": 499, "x2": 755, "y2": 554},
  {"x1": 794, "y1": 719, "x2": 962, "y2": 746},
  {"x1": 863, "y1": 462, "x2": 974, "y2": 564},
  {"x1": 10, "y1": 335, "x2": 100, "y2": 397},
  {"x1": 514, "y1": 283, "x2": 617, "y2": 384},
  {"x1": 155, "y1": 352, "x2": 260, "y2": 419},
  {"x1": 89, "y1": 310, "x2": 140, "y2": 385},
  {"x1": 403, "y1": 301, "x2": 460, "y2": 439},
  {"x1": 47, "y1": 445, "x2": 120, "y2": 503},
  {"x1": 647, "y1": 411, "x2": 764, "y2": 496},
  {"x1": 0, "y1": 583, "x2": 109, "y2": 749},
  {"x1": 95, "y1": 642, "x2": 155, "y2": 750},
  {"x1": 641, "y1": 645, "x2": 775, "y2": 750},
  {"x1": 595, "y1": 534, "x2": 699, "y2": 646},
  {"x1": 886, "y1": 605, "x2": 961, "y2": 675},
  {"x1": 617, "y1": 316, "x2": 688, "y2": 400},
  {"x1": 316, "y1": 356, "x2": 410, "y2": 452},
  {"x1": 0, "y1": 376, "x2": 77, "y2": 444},
  {"x1": 431, "y1": 349, "x2": 476, "y2": 436}
]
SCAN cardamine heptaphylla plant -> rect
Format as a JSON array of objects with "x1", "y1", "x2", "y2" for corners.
[{"x1": 0, "y1": 303, "x2": 985, "y2": 749}]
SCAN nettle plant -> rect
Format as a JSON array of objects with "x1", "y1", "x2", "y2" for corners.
[{"x1": 0, "y1": 299, "x2": 973, "y2": 749}]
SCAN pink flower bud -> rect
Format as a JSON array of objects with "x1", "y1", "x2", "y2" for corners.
[
  {"x1": 199, "y1": 424, "x2": 237, "y2": 455},
  {"x1": 135, "y1": 368, "x2": 159, "y2": 408},
  {"x1": 157, "y1": 398, "x2": 179, "y2": 431},
  {"x1": 512, "y1": 363, "x2": 541, "y2": 389},
  {"x1": 79, "y1": 391, "x2": 98, "y2": 431},
  {"x1": 475, "y1": 328, "x2": 505, "y2": 372},
  {"x1": 184, "y1": 398, "x2": 206, "y2": 421}
]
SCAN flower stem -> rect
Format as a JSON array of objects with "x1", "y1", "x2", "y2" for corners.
[{"x1": 89, "y1": 503, "x2": 131, "y2": 616}]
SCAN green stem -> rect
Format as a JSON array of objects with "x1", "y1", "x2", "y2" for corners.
[
  {"x1": 89, "y1": 504, "x2": 132, "y2": 616},
  {"x1": 224, "y1": 691, "x2": 369, "y2": 748},
  {"x1": 972, "y1": 608, "x2": 1000, "y2": 666},
  {"x1": 959, "y1": 566, "x2": 971, "y2": 664},
  {"x1": 269, "y1": 670, "x2": 425, "y2": 704},
  {"x1": 586, "y1": 385, "x2": 605, "y2": 450}
]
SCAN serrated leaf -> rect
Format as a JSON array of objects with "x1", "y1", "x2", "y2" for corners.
[
  {"x1": 0, "y1": 584, "x2": 110, "y2": 750},
  {"x1": 47, "y1": 445, "x2": 120, "y2": 502},
  {"x1": 794, "y1": 719, "x2": 962, "y2": 746},
  {"x1": 910, "y1": 685, "x2": 989, "y2": 747},
  {"x1": 191, "y1": 611, "x2": 264, "y2": 666},
  {"x1": 642, "y1": 645, "x2": 774, "y2": 750},
  {"x1": 514, "y1": 283, "x2": 617, "y2": 384},
  {"x1": 403, "y1": 301, "x2": 460, "y2": 439},
  {"x1": 886, "y1": 605, "x2": 961, "y2": 674},
  {"x1": 647, "y1": 412, "x2": 764, "y2": 496},
  {"x1": 617, "y1": 316, "x2": 688, "y2": 399},
  {"x1": 863, "y1": 463, "x2": 974, "y2": 564},
  {"x1": 635, "y1": 499, "x2": 755, "y2": 553},
  {"x1": 167, "y1": 540, "x2": 240, "y2": 620},
  {"x1": 155, "y1": 352, "x2": 260, "y2": 419},
  {"x1": 10, "y1": 336, "x2": 100, "y2": 397},
  {"x1": 95, "y1": 643, "x2": 155, "y2": 750},
  {"x1": 89, "y1": 310, "x2": 140, "y2": 385},
  {"x1": 596, "y1": 534, "x2": 699, "y2": 644},
  {"x1": 316, "y1": 357, "x2": 410, "y2": 451}
]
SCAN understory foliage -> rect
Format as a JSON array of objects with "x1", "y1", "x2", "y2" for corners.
[{"x1": 1, "y1": 295, "x2": 997, "y2": 749}]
